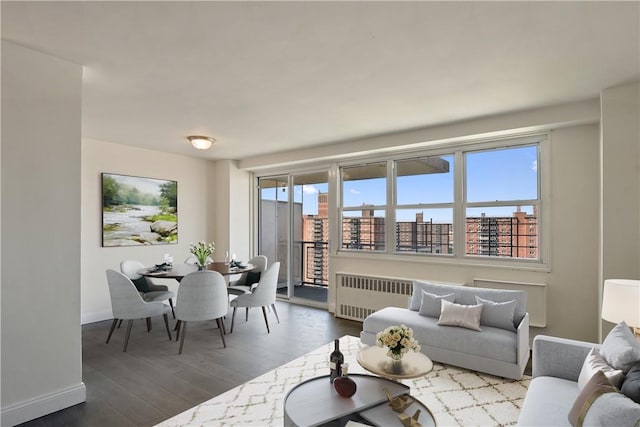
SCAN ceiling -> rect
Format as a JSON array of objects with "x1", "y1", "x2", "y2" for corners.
[{"x1": 2, "y1": 1, "x2": 638, "y2": 162}]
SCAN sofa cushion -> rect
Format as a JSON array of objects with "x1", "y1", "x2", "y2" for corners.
[
  {"x1": 362, "y1": 307, "x2": 517, "y2": 363},
  {"x1": 518, "y1": 376, "x2": 578, "y2": 426},
  {"x1": 409, "y1": 281, "x2": 462, "y2": 311},
  {"x1": 476, "y1": 296, "x2": 517, "y2": 331},
  {"x1": 621, "y1": 361, "x2": 640, "y2": 404},
  {"x1": 409, "y1": 281, "x2": 527, "y2": 327},
  {"x1": 568, "y1": 369, "x2": 618, "y2": 427},
  {"x1": 582, "y1": 391, "x2": 640, "y2": 427},
  {"x1": 600, "y1": 321, "x2": 640, "y2": 373},
  {"x1": 577, "y1": 348, "x2": 625, "y2": 390},
  {"x1": 438, "y1": 300, "x2": 483, "y2": 331},
  {"x1": 418, "y1": 291, "x2": 455, "y2": 317}
]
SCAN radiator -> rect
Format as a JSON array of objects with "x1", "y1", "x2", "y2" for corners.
[{"x1": 335, "y1": 273, "x2": 413, "y2": 321}]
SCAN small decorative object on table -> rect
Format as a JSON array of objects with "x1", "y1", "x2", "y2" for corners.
[
  {"x1": 333, "y1": 363, "x2": 356, "y2": 398},
  {"x1": 398, "y1": 409, "x2": 422, "y2": 427},
  {"x1": 384, "y1": 388, "x2": 414, "y2": 412},
  {"x1": 376, "y1": 324, "x2": 421, "y2": 361},
  {"x1": 189, "y1": 241, "x2": 215, "y2": 270},
  {"x1": 329, "y1": 339, "x2": 344, "y2": 383}
]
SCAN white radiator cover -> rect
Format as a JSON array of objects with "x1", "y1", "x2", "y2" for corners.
[{"x1": 335, "y1": 273, "x2": 413, "y2": 321}]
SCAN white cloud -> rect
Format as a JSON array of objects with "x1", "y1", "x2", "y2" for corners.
[
  {"x1": 350, "y1": 189, "x2": 361, "y2": 194},
  {"x1": 302, "y1": 185, "x2": 319, "y2": 194},
  {"x1": 531, "y1": 160, "x2": 537, "y2": 172}
]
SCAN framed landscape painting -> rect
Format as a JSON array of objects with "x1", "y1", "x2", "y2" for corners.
[{"x1": 102, "y1": 173, "x2": 178, "y2": 247}]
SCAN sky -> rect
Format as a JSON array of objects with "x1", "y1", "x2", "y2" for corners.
[{"x1": 261, "y1": 145, "x2": 538, "y2": 222}]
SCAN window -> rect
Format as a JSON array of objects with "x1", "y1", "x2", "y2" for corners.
[
  {"x1": 465, "y1": 145, "x2": 539, "y2": 259},
  {"x1": 338, "y1": 137, "x2": 543, "y2": 262},
  {"x1": 341, "y1": 163, "x2": 386, "y2": 251},
  {"x1": 395, "y1": 155, "x2": 454, "y2": 254}
]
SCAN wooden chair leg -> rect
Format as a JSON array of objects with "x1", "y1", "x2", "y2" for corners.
[
  {"x1": 216, "y1": 318, "x2": 227, "y2": 348},
  {"x1": 162, "y1": 313, "x2": 172, "y2": 341},
  {"x1": 146, "y1": 317, "x2": 152, "y2": 332},
  {"x1": 271, "y1": 304, "x2": 280, "y2": 323},
  {"x1": 175, "y1": 320, "x2": 182, "y2": 340},
  {"x1": 230, "y1": 307, "x2": 237, "y2": 333},
  {"x1": 245, "y1": 307, "x2": 249, "y2": 321},
  {"x1": 123, "y1": 319, "x2": 134, "y2": 352},
  {"x1": 261, "y1": 306, "x2": 270, "y2": 334},
  {"x1": 220, "y1": 317, "x2": 227, "y2": 335},
  {"x1": 178, "y1": 321, "x2": 187, "y2": 354},
  {"x1": 106, "y1": 319, "x2": 118, "y2": 344},
  {"x1": 117, "y1": 319, "x2": 123, "y2": 328}
]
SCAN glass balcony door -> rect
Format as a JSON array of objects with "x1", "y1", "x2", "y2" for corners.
[{"x1": 258, "y1": 171, "x2": 329, "y2": 305}]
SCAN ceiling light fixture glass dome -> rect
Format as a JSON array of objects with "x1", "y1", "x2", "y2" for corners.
[{"x1": 187, "y1": 135, "x2": 215, "y2": 150}]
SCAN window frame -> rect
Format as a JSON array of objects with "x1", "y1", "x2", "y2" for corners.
[{"x1": 337, "y1": 134, "x2": 549, "y2": 268}]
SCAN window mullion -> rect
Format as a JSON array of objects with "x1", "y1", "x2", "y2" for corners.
[
  {"x1": 454, "y1": 150, "x2": 465, "y2": 257},
  {"x1": 387, "y1": 159, "x2": 395, "y2": 255}
]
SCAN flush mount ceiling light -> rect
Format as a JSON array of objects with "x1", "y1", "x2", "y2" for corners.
[{"x1": 186, "y1": 135, "x2": 215, "y2": 150}]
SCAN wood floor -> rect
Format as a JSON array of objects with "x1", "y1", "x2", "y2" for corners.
[{"x1": 20, "y1": 301, "x2": 362, "y2": 427}]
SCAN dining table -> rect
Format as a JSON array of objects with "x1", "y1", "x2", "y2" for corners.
[{"x1": 137, "y1": 262, "x2": 255, "y2": 282}]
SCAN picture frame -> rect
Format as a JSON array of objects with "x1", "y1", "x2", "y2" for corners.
[{"x1": 101, "y1": 172, "x2": 178, "y2": 247}]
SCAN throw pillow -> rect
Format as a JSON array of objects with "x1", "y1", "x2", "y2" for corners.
[
  {"x1": 418, "y1": 291, "x2": 456, "y2": 318},
  {"x1": 600, "y1": 321, "x2": 640, "y2": 373},
  {"x1": 245, "y1": 270, "x2": 261, "y2": 285},
  {"x1": 132, "y1": 276, "x2": 150, "y2": 293},
  {"x1": 568, "y1": 369, "x2": 618, "y2": 427},
  {"x1": 621, "y1": 360, "x2": 640, "y2": 404},
  {"x1": 577, "y1": 348, "x2": 625, "y2": 390},
  {"x1": 474, "y1": 296, "x2": 517, "y2": 331},
  {"x1": 437, "y1": 299, "x2": 483, "y2": 331}
]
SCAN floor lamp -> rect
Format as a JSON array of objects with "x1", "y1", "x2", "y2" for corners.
[{"x1": 601, "y1": 279, "x2": 640, "y2": 338}]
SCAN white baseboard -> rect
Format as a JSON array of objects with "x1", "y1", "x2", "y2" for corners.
[
  {"x1": 81, "y1": 310, "x2": 113, "y2": 325},
  {"x1": 1, "y1": 382, "x2": 86, "y2": 427}
]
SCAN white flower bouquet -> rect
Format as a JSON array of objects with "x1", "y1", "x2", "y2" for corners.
[
  {"x1": 189, "y1": 241, "x2": 215, "y2": 267},
  {"x1": 376, "y1": 324, "x2": 421, "y2": 361}
]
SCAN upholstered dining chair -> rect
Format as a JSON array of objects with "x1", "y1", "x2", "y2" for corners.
[
  {"x1": 227, "y1": 255, "x2": 268, "y2": 296},
  {"x1": 105, "y1": 269, "x2": 172, "y2": 352},
  {"x1": 120, "y1": 260, "x2": 175, "y2": 318},
  {"x1": 174, "y1": 270, "x2": 229, "y2": 353},
  {"x1": 230, "y1": 262, "x2": 280, "y2": 334}
]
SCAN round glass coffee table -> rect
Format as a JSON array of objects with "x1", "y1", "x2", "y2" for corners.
[{"x1": 357, "y1": 345, "x2": 434, "y2": 380}]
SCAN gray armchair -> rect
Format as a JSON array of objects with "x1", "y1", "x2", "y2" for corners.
[
  {"x1": 230, "y1": 262, "x2": 280, "y2": 334},
  {"x1": 105, "y1": 269, "x2": 172, "y2": 352}
]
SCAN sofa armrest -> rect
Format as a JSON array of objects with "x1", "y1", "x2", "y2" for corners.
[
  {"x1": 532, "y1": 335, "x2": 599, "y2": 381},
  {"x1": 516, "y1": 312, "x2": 530, "y2": 368}
]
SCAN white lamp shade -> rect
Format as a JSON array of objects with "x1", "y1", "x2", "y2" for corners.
[{"x1": 602, "y1": 279, "x2": 640, "y2": 328}]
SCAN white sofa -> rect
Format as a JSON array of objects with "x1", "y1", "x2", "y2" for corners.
[{"x1": 360, "y1": 281, "x2": 530, "y2": 380}]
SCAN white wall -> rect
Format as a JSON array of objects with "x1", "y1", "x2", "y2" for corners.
[
  {"x1": 328, "y1": 124, "x2": 600, "y2": 342},
  {"x1": 213, "y1": 160, "x2": 252, "y2": 262},
  {"x1": 244, "y1": 101, "x2": 605, "y2": 342},
  {"x1": 1, "y1": 41, "x2": 85, "y2": 426},
  {"x1": 600, "y1": 81, "x2": 640, "y2": 338},
  {"x1": 81, "y1": 139, "x2": 215, "y2": 324}
]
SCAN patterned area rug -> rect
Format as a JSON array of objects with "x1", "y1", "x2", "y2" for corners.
[{"x1": 157, "y1": 335, "x2": 530, "y2": 426}]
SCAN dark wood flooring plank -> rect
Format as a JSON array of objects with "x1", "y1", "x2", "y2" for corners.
[{"x1": 19, "y1": 301, "x2": 362, "y2": 427}]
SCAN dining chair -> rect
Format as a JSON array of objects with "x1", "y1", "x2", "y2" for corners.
[
  {"x1": 174, "y1": 270, "x2": 229, "y2": 353},
  {"x1": 228, "y1": 255, "x2": 268, "y2": 296},
  {"x1": 105, "y1": 269, "x2": 172, "y2": 352},
  {"x1": 230, "y1": 262, "x2": 281, "y2": 334},
  {"x1": 120, "y1": 259, "x2": 175, "y2": 318}
]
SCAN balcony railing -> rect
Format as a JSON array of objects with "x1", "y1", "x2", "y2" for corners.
[{"x1": 297, "y1": 240, "x2": 329, "y2": 286}]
